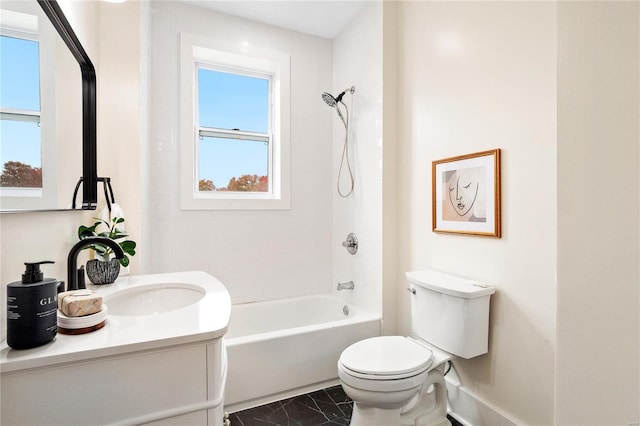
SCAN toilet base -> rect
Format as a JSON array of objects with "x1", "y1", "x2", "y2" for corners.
[
  {"x1": 350, "y1": 403, "x2": 403, "y2": 426},
  {"x1": 346, "y1": 369, "x2": 450, "y2": 426},
  {"x1": 349, "y1": 401, "x2": 451, "y2": 426},
  {"x1": 402, "y1": 404, "x2": 451, "y2": 426},
  {"x1": 411, "y1": 415, "x2": 451, "y2": 426}
]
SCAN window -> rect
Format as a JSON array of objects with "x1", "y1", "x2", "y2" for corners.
[
  {"x1": 180, "y1": 33, "x2": 290, "y2": 210},
  {"x1": 0, "y1": 22, "x2": 42, "y2": 192},
  {"x1": 196, "y1": 66, "x2": 271, "y2": 193}
]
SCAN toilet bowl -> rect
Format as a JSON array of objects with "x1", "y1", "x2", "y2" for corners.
[
  {"x1": 338, "y1": 336, "x2": 449, "y2": 426},
  {"x1": 338, "y1": 269, "x2": 495, "y2": 426},
  {"x1": 338, "y1": 336, "x2": 432, "y2": 404}
]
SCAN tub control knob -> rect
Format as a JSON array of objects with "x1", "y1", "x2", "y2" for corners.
[{"x1": 341, "y1": 233, "x2": 358, "y2": 255}]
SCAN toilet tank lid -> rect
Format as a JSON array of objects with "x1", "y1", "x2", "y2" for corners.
[{"x1": 406, "y1": 269, "x2": 495, "y2": 299}]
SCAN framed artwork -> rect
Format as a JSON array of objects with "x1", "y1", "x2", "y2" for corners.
[{"x1": 432, "y1": 149, "x2": 501, "y2": 237}]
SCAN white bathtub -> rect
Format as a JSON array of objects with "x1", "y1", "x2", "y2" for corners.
[{"x1": 223, "y1": 294, "x2": 381, "y2": 413}]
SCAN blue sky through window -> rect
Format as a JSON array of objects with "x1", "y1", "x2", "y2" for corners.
[
  {"x1": 0, "y1": 35, "x2": 40, "y2": 111},
  {"x1": 199, "y1": 137, "x2": 267, "y2": 189},
  {"x1": 0, "y1": 35, "x2": 42, "y2": 169},
  {"x1": 0, "y1": 121, "x2": 41, "y2": 167},
  {"x1": 197, "y1": 67, "x2": 270, "y2": 189}
]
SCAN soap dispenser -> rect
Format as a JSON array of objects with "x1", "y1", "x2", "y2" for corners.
[{"x1": 7, "y1": 261, "x2": 59, "y2": 349}]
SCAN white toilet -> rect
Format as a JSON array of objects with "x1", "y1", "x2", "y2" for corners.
[{"x1": 338, "y1": 269, "x2": 495, "y2": 426}]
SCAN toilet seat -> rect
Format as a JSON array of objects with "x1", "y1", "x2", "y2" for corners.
[{"x1": 339, "y1": 336, "x2": 434, "y2": 380}]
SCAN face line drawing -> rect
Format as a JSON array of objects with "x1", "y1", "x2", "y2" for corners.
[{"x1": 448, "y1": 173, "x2": 479, "y2": 217}]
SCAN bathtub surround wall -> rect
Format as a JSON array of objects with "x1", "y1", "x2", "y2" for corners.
[
  {"x1": 147, "y1": 2, "x2": 333, "y2": 304},
  {"x1": 331, "y1": 2, "x2": 384, "y2": 319}
]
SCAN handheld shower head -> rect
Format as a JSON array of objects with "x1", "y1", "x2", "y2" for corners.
[
  {"x1": 321, "y1": 86, "x2": 355, "y2": 108},
  {"x1": 322, "y1": 86, "x2": 356, "y2": 198},
  {"x1": 322, "y1": 92, "x2": 337, "y2": 107}
]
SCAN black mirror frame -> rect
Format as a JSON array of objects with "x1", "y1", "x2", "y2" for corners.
[{"x1": 37, "y1": 0, "x2": 97, "y2": 209}]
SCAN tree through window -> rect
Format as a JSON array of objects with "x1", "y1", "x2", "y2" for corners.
[
  {"x1": 196, "y1": 66, "x2": 271, "y2": 193},
  {"x1": 0, "y1": 32, "x2": 42, "y2": 189}
]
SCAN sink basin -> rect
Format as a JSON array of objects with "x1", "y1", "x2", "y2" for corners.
[{"x1": 106, "y1": 283, "x2": 206, "y2": 316}]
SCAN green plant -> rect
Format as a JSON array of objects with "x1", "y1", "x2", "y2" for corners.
[{"x1": 78, "y1": 217, "x2": 136, "y2": 267}]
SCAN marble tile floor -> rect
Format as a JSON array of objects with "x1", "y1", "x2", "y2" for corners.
[{"x1": 229, "y1": 385, "x2": 463, "y2": 426}]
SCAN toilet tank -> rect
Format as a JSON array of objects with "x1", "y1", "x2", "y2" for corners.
[{"x1": 406, "y1": 269, "x2": 495, "y2": 359}]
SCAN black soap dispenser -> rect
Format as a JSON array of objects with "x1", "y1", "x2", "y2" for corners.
[{"x1": 7, "y1": 261, "x2": 59, "y2": 349}]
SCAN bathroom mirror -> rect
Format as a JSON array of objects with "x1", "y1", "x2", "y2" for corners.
[{"x1": 0, "y1": 0, "x2": 96, "y2": 212}]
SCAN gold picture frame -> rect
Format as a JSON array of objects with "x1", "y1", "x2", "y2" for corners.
[{"x1": 432, "y1": 149, "x2": 501, "y2": 237}]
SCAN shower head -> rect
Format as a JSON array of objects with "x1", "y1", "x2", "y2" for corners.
[
  {"x1": 321, "y1": 86, "x2": 355, "y2": 107},
  {"x1": 322, "y1": 92, "x2": 337, "y2": 107}
]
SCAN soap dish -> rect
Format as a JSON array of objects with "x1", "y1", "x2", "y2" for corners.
[
  {"x1": 58, "y1": 320, "x2": 106, "y2": 335},
  {"x1": 57, "y1": 305, "x2": 108, "y2": 335}
]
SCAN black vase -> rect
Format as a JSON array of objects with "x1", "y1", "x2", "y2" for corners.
[{"x1": 86, "y1": 258, "x2": 121, "y2": 285}]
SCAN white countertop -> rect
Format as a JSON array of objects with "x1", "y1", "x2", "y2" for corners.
[{"x1": 0, "y1": 271, "x2": 231, "y2": 373}]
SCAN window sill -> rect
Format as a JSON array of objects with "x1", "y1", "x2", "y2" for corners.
[{"x1": 180, "y1": 193, "x2": 290, "y2": 211}]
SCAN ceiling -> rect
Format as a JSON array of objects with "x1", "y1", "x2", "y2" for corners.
[{"x1": 180, "y1": 1, "x2": 367, "y2": 39}]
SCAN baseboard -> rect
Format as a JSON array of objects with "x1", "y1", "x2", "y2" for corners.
[
  {"x1": 445, "y1": 378, "x2": 519, "y2": 426},
  {"x1": 225, "y1": 378, "x2": 340, "y2": 414}
]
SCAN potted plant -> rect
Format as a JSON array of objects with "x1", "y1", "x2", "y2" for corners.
[{"x1": 78, "y1": 217, "x2": 136, "y2": 284}]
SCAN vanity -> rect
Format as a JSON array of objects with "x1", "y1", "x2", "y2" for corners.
[{"x1": 0, "y1": 271, "x2": 231, "y2": 426}]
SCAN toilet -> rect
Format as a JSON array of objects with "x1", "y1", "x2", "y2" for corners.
[{"x1": 338, "y1": 269, "x2": 495, "y2": 426}]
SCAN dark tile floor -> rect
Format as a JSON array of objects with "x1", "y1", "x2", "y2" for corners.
[{"x1": 229, "y1": 385, "x2": 463, "y2": 426}]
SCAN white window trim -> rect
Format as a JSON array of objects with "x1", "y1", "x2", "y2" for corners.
[{"x1": 179, "y1": 32, "x2": 291, "y2": 210}]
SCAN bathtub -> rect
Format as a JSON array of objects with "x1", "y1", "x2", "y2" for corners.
[{"x1": 223, "y1": 294, "x2": 381, "y2": 413}]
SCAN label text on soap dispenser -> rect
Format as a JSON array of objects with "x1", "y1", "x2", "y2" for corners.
[{"x1": 39, "y1": 295, "x2": 57, "y2": 306}]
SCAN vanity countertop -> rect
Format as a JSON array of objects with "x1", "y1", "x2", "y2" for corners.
[{"x1": 0, "y1": 271, "x2": 231, "y2": 373}]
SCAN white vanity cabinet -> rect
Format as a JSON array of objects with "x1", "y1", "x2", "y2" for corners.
[
  {"x1": 0, "y1": 272, "x2": 231, "y2": 426},
  {"x1": 1, "y1": 340, "x2": 226, "y2": 425}
]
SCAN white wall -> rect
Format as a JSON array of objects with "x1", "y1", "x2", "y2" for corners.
[
  {"x1": 396, "y1": 2, "x2": 557, "y2": 424},
  {"x1": 331, "y1": 2, "x2": 384, "y2": 317},
  {"x1": 382, "y1": 1, "x2": 399, "y2": 336},
  {"x1": 96, "y1": 0, "x2": 142, "y2": 278},
  {"x1": 147, "y1": 2, "x2": 333, "y2": 304},
  {"x1": 556, "y1": 2, "x2": 640, "y2": 424}
]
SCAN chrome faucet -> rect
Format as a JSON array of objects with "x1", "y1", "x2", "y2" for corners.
[
  {"x1": 337, "y1": 281, "x2": 355, "y2": 290},
  {"x1": 67, "y1": 236, "x2": 125, "y2": 291}
]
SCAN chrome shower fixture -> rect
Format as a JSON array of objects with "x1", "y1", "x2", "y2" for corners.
[
  {"x1": 322, "y1": 92, "x2": 338, "y2": 107},
  {"x1": 321, "y1": 86, "x2": 355, "y2": 108},
  {"x1": 337, "y1": 281, "x2": 355, "y2": 291},
  {"x1": 322, "y1": 86, "x2": 356, "y2": 198},
  {"x1": 342, "y1": 232, "x2": 358, "y2": 255}
]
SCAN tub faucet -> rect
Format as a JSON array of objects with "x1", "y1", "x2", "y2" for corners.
[
  {"x1": 337, "y1": 281, "x2": 355, "y2": 290},
  {"x1": 67, "y1": 236, "x2": 125, "y2": 291}
]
